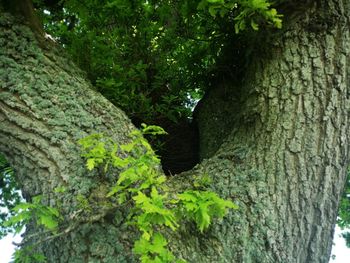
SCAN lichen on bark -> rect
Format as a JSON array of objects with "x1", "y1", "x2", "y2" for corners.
[
  {"x1": 1, "y1": 0, "x2": 350, "y2": 262},
  {"x1": 0, "y1": 12, "x2": 138, "y2": 262}
]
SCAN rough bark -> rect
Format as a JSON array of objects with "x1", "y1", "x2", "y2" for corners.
[
  {"x1": 192, "y1": 1, "x2": 350, "y2": 262},
  {"x1": 0, "y1": 1, "x2": 349, "y2": 263},
  {"x1": 0, "y1": 11, "x2": 139, "y2": 262}
]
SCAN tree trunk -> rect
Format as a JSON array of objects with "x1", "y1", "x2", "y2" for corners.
[
  {"x1": 1, "y1": 1, "x2": 350, "y2": 263},
  {"x1": 191, "y1": 2, "x2": 350, "y2": 262}
]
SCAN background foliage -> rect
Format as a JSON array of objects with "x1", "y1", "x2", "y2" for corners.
[
  {"x1": 34, "y1": 0, "x2": 282, "y2": 125},
  {"x1": 337, "y1": 172, "x2": 350, "y2": 247},
  {"x1": 0, "y1": 154, "x2": 22, "y2": 239}
]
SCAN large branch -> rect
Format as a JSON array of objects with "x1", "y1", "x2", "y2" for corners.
[{"x1": 0, "y1": 10, "x2": 145, "y2": 260}]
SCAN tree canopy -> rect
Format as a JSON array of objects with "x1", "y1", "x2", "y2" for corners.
[{"x1": 34, "y1": 0, "x2": 282, "y2": 124}]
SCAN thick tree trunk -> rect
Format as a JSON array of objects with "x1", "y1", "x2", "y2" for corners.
[
  {"x1": 192, "y1": 2, "x2": 350, "y2": 262},
  {"x1": 0, "y1": 1, "x2": 349, "y2": 263}
]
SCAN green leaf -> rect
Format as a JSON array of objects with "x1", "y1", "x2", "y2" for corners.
[
  {"x1": 77, "y1": 129, "x2": 236, "y2": 262},
  {"x1": 118, "y1": 192, "x2": 127, "y2": 204},
  {"x1": 235, "y1": 22, "x2": 240, "y2": 34},
  {"x1": 134, "y1": 233, "x2": 175, "y2": 262},
  {"x1": 198, "y1": 202, "x2": 211, "y2": 232},
  {"x1": 86, "y1": 158, "x2": 95, "y2": 170},
  {"x1": 107, "y1": 184, "x2": 123, "y2": 197},
  {"x1": 32, "y1": 195, "x2": 42, "y2": 204},
  {"x1": 121, "y1": 142, "x2": 135, "y2": 152},
  {"x1": 207, "y1": 0, "x2": 224, "y2": 3},
  {"x1": 197, "y1": 0, "x2": 208, "y2": 10},
  {"x1": 113, "y1": 156, "x2": 130, "y2": 168},
  {"x1": 245, "y1": 0, "x2": 270, "y2": 10},
  {"x1": 32, "y1": 252, "x2": 46, "y2": 262},
  {"x1": 250, "y1": 20, "x2": 259, "y2": 31},
  {"x1": 152, "y1": 232, "x2": 167, "y2": 248},
  {"x1": 46, "y1": 206, "x2": 60, "y2": 217},
  {"x1": 208, "y1": 6, "x2": 218, "y2": 17},
  {"x1": 219, "y1": 8, "x2": 228, "y2": 18},
  {"x1": 141, "y1": 124, "x2": 167, "y2": 135},
  {"x1": 54, "y1": 186, "x2": 66, "y2": 193},
  {"x1": 133, "y1": 191, "x2": 149, "y2": 205},
  {"x1": 134, "y1": 237, "x2": 150, "y2": 254},
  {"x1": 38, "y1": 214, "x2": 58, "y2": 230}
]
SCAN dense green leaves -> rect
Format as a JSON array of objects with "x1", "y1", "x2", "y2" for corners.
[
  {"x1": 198, "y1": 0, "x2": 282, "y2": 33},
  {"x1": 35, "y1": 0, "x2": 283, "y2": 127},
  {"x1": 37, "y1": 0, "x2": 204, "y2": 123}
]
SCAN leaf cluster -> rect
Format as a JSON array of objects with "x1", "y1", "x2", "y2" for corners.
[
  {"x1": 11, "y1": 246, "x2": 46, "y2": 263},
  {"x1": 79, "y1": 125, "x2": 237, "y2": 262},
  {"x1": 198, "y1": 0, "x2": 282, "y2": 33},
  {"x1": 177, "y1": 190, "x2": 237, "y2": 232},
  {"x1": 4, "y1": 195, "x2": 61, "y2": 235},
  {"x1": 0, "y1": 154, "x2": 22, "y2": 238}
]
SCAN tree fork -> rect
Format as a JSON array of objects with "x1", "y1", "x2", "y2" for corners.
[{"x1": 0, "y1": 0, "x2": 349, "y2": 262}]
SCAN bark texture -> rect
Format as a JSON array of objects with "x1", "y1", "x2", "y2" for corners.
[
  {"x1": 193, "y1": 1, "x2": 350, "y2": 262},
  {"x1": 0, "y1": 0, "x2": 350, "y2": 262},
  {"x1": 0, "y1": 12, "x2": 138, "y2": 262}
]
